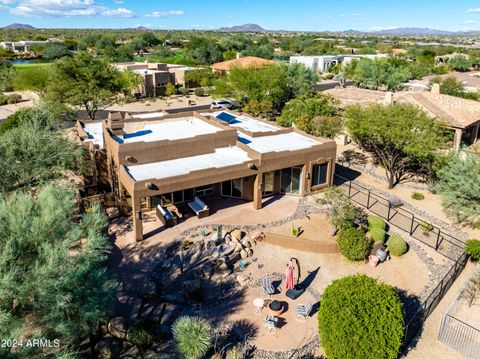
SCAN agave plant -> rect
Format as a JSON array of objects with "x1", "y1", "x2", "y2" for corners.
[{"x1": 172, "y1": 316, "x2": 212, "y2": 359}]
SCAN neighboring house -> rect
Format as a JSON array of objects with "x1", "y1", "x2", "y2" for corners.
[
  {"x1": 290, "y1": 54, "x2": 389, "y2": 73},
  {"x1": 0, "y1": 39, "x2": 62, "y2": 53},
  {"x1": 76, "y1": 110, "x2": 336, "y2": 241},
  {"x1": 211, "y1": 56, "x2": 276, "y2": 75},
  {"x1": 113, "y1": 62, "x2": 201, "y2": 97},
  {"x1": 423, "y1": 72, "x2": 480, "y2": 93},
  {"x1": 325, "y1": 85, "x2": 480, "y2": 153}
]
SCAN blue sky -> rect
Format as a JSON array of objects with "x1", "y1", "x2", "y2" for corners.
[{"x1": 2, "y1": 0, "x2": 480, "y2": 31}]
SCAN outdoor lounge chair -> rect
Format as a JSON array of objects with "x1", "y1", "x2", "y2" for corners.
[
  {"x1": 188, "y1": 196, "x2": 209, "y2": 218},
  {"x1": 261, "y1": 276, "x2": 275, "y2": 298},
  {"x1": 155, "y1": 205, "x2": 177, "y2": 227},
  {"x1": 263, "y1": 315, "x2": 278, "y2": 334},
  {"x1": 296, "y1": 300, "x2": 313, "y2": 322}
]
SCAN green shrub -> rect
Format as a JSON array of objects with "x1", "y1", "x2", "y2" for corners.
[
  {"x1": 465, "y1": 239, "x2": 480, "y2": 261},
  {"x1": 0, "y1": 95, "x2": 8, "y2": 106},
  {"x1": 178, "y1": 87, "x2": 190, "y2": 96},
  {"x1": 387, "y1": 234, "x2": 407, "y2": 256},
  {"x1": 194, "y1": 87, "x2": 205, "y2": 97},
  {"x1": 411, "y1": 192, "x2": 425, "y2": 200},
  {"x1": 7, "y1": 93, "x2": 22, "y2": 104},
  {"x1": 127, "y1": 320, "x2": 157, "y2": 347},
  {"x1": 173, "y1": 316, "x2": 211, "y2": 359},
  {"x1": 369, "y1": 227, "x2": 386, "y2": 243},
  {"x1": 318, "y1": 274, "x2": 404, "y2": 359},
  {"x1": 367, "y1": 215, "x2": 387, "y2": 230},
  {"x1": 337, "y1": 225, "x2": 372, "y2": 261}
]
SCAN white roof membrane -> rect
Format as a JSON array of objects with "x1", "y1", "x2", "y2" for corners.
[
  {"x1": 82, "y1": 122, "x2": 104, "y2": 149},
  {"x1": 239, "y1": 132, "x2": 321, "y2": 153}
]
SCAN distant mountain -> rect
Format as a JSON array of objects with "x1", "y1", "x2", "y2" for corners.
[
  {"x1": 218, "y1": 24, "x2": 265, "y2": 32},
  {"x1": 3, "y1": 23, "x2": 35, "y2": 29},
  {"x1": 372, "y1": 27, "x2": 455, "y2": 35},
  {"x1": 135, "y1": 26, "x2": 149, "y2": 30}
]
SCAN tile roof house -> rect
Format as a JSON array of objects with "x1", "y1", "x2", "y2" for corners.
[
  {"x1": 211, "y1": 56, "x2": 276, "y2": 75},
  {"x1": 325, "y1": 86, "x2": 480, "y2": 152},
  {"x1": 76, "y1": 110, "x2": 336, "y2": 241}
]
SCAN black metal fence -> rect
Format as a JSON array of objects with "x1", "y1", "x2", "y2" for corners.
[{"x1": 333, "y1": 173, "x2": 469, "y2": 353}]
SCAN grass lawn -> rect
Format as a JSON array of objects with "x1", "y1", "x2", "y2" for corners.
[{"x1": 13, "y1": 63, "x2": 53, "y2": 72}]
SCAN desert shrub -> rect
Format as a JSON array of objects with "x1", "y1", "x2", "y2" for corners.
[
  {"x1": 173, "y1": 316, "x2": 211, "y2": 359},
  {"x1": 367, "y1": 215, "x2": 387, "y2": 231},
  {"x1": 318, "y1": 274, "x2": 404, "y2": 359},
  {"x1": 178, "y1": 86, "x2": 190, "y2": 96},
  {"x1": 337, "y1": 225, "x2": 371, "y2": 261},
  {"x1": 411, "y1": 192, "x2": 425, "y2": 200},
  {"x1": 127, "y1": 320, "x2": 157, "y2": 347},
  {"x1": 0, "y1": 95, "x2": 7, "y2": 106},
  {"x1": 387, "y1": 234, "x2": 407, "y2": 256},
  {"x1": 7, "y1": 93, "x2": 22, "y2": 104},
  {"x1": 465, "y1": 239, "x2": 480, "y2": 261},
  {"x1": 369, "y1": 227, "x2": 386, "y2": 243},
  {"x1": 318, "y1": 187, "x2": 359, "y2": 230},
  {"x1": 194, "y1": 87, "x2": 205, "y2": 97}
]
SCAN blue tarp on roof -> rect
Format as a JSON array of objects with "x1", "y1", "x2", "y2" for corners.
[
  {"x1": 237, "y1": 136, "x2": 251, "y2": 145},
  {"x1": 123, "y1": 130, "x2": 153, "y2": 139},
  {"x1": 216, "y1": 112, "x2": 240, "y2": 124}
]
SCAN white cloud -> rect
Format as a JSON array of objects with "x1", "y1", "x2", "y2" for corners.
[
  {"x1": 461, "y1": 20, "x2": 476, "y2": 25},
  {"x1": 9, "y1": 0, "x2": 135, "y2": 17},
  {"x1": 0, "y1": 0, "x2": 17, "y2": 4},
  {"x1": 467, "y1": 8, "x2": 480, "y2": 13},
  {"x1": 101, "y1": 7, "x2": 134, "y2": 17},
  {"x1": 145, "y1": 10, "x2": 184, "y2": 18}
]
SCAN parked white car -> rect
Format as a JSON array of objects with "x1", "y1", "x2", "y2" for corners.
[{"x1": 210, "y1": 99, "x2": 239, "y2": 110}]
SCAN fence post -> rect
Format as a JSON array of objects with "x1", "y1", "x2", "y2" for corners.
[
  {"x1": 387, "y1": 202, "x2": 391, "y2": 221},
  {"x1": 436, "y1": 230, "x2": 441, "y2": 250},
  {"x1": 348, "y1": 181, "x2": 352, "y2": 197},
  {"x1": 410, "y1": 214, "x2": 415, "y2": 235},
  {"x1": 367, "y1": 190, "x2": 371, "y2": 209}
]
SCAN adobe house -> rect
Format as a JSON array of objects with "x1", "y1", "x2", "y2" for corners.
[
  {"x1": 77, "y1": 110, "x2": 336, "y2": 241},
  {"x1": 325, "y1": 85, "x2": 480, "y2": 153}
]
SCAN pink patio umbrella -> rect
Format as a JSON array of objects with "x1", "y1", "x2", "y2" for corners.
[{"x1": 285, "y1": 261, "x2": 295, "y2": 290}]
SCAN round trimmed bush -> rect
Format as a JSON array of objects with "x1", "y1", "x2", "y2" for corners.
[
  {"x1": 173, "y1": 316, "x2": 211, "y2": 359},
  {"x1": 337, "y1": 225, "x2": 372, "y2": 261},
  {"x1": 465, "y1": 239, "x2": 480, "y2": 261},
  {"x1": 127, "y1": 320, "x2": 157, "y2": 347},
  {"x1": 369, "y1": 227, "x2": 386, "y2": 243},
  {"x1": 411, "y1": 192, "x2": 425, "y2": 200},
  {"x1": 318, "y1": 274, "x2": 404, "y2": 359},
  {"x1": 194, "y1": 87, "x2": 205, "y2": 97},
  {"x1": 367, "y1": 215, "x2": 387, "y2": 231},
  {"x1": 387, "y1": 234, "x2": 407, "y2": 256}
]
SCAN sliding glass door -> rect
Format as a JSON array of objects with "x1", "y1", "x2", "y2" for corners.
[
  {"x1": 262, "y1": 171, "x2": 275, "y2": 196},
  {"x1": 221, "y1": 178, "x2": 243, "y2": 198},
  {"x1": 280, "y1": 166, "x2": 303, "y2": 195}
]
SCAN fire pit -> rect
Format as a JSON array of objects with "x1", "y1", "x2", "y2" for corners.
[{"x1": 268, "y1": 300, "x2": 284, "y2": 316}]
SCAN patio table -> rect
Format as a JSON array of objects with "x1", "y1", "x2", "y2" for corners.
[{"x1": 253, "y1": 298, "x2": 265, "y2": 314}]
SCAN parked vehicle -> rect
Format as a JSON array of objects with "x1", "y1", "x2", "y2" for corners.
[{"x1": 210, "y1": 99, "x2": 239, "y2": 110}]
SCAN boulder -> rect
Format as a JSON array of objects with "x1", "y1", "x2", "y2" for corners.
[
  {"x1": 218, "y1": 262, "x2": 229, "y2": 271},
  {"x1": 234, "y1": 245, "x2": 242, "y2": 253},
  {"x1": 247, "y1": 248, "x2": 253, "y2": 257},
  {"x1": 240, "y1": 249, "x2": 248, "y2": 259},
  {"x1": 108, "y1": 317, "x2": 128, "y2": 339},
  {"x1": 120, "y1": 345, "x2": 141, "y2": 359},
  {"x1": 94, "y1": 335, "x2": 122, "y2": 359},
  {"x1": 182, "y1": 280, "x2": 202, "y2": 295},
  {"x1": 231, "y1": 229, "x2": 244, "y2": 241},
  {"x1": 241, "y1": 239, "x2": 251, "y2": 248}
]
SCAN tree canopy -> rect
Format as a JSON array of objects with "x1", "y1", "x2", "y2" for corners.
[
  {"x1": 46, "y1": 52, "x2": 139, "y2": 120},
  {"x1": 0, "y1": 185, "x2": 115, "y2": 358},
  {"x1": 448, "y1": 55, "x2": 471, "y2": 72},
  {"x1": 318, "y1": 274, "x2": 404, "y2": 359},
  {"x1": 345, "y1": 103, "x2": 449, "y2": 188},
  {"x1": 0, "y1": 108, "x2": 86, "y2": 193},
  {"x1": 436, "y1": 155, "x2": 480, "y2": 227}
]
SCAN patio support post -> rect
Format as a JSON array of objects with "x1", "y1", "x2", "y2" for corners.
[
  {"x1": 132, "y1": 194, "x2": 144, "y2": 241},
  {"x1": 454, "y1": 128, "x2": 463, "y2": 153},
  {"x1": 253, "y1": 173, "x2": 262, "y2": 210}
]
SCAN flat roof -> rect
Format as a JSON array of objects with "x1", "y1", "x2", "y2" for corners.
[
  {"x1": 129, "y1": 111, "x2": 168, "y2": 119},
  {"x1": 131, "y1": 69, "x2": 166, "y2": 75},
  {"x1": 82, "y1": 122, "x2": 104, "y2": 149},
  {"x1": 115, "y1": 117, "x2": 221, "y2": 144},
  {"x1": 206, "y1": 111, "x2": 280, "y2": 134},
  {"x1": 125, "y1": 146, "x2": 251, "y2": 181},
  {"x1": 239, "y1": 132, "x2": 321, "y2": 153}
]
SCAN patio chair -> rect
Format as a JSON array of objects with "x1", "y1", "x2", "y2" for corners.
[
  {"x1": 296, "y1": 300, "x2": 313, "y2": 322},
  {"x1": 155, "y1": 205, "x2": 177, "y2": 227},
  {"x1": 188, "y1": 196, "x2": 209, "y2": 218},
  {"x1": 263, "y1": 315, "x2": 278, "y2": 334},
  {"x1": 261, "y1": 276, "x2": 275, "y2": 299}
]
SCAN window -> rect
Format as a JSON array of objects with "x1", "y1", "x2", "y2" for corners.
[
  {"x1": 195, "y1": 185, "x2": 213, "y2": 196},
  {"x1": 262, "y1": 171, "x2": 275, "y2": 196},
  {"x1": 311, "y1": 163, "x2": 328, "y2": 187}
]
